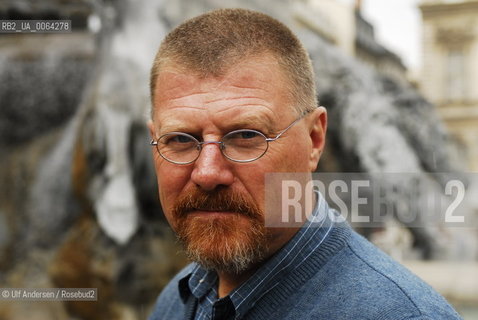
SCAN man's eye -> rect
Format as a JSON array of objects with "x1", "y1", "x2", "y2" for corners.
[
  {"x1": 224, "y1": 131, "x2": 264, "y2": 148},
  {"x1": 242, "y1": 131, "x2": 260, "y2": 139},
  {"x1": 161, "y1": 134, "x2": 195, "y2": 145},
  {"x1": 172, "y1": 135, "x2": 194, "y2": 143},
  {"x1": 229, "y1": 131, "x2": 261, "y2": 139}
]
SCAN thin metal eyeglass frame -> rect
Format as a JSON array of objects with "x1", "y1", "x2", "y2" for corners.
[{"x1": 150, "y1": 110, "x2": 311, "y2": 164}]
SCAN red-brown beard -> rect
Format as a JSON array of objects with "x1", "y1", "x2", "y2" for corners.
[{"x1": 171, "y1": 186, "x2": 268, "y2": 273}]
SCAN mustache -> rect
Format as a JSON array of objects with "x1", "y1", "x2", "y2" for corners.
[{"x1": 172, "y1": 187, "x2": 262, "y2": 219}]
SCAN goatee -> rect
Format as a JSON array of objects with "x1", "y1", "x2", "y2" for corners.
[{"x1": 172, "y1": 186, "x2": 268, "y2": 274}]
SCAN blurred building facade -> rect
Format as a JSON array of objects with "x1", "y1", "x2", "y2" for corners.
[
  {"x1": 419, "y1": 0, "x2": 478, "y2": 172},
  {"x1": 294, "y1": 0, "x2": 408, "y2": 85}
]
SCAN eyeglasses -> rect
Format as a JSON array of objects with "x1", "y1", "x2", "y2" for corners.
[{"x1": 150, "y1": 111, "x2": 311, "y2": 165}]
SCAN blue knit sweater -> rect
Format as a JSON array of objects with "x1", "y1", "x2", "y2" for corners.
[{"x1": 149, "y1": 222, "x2": 462, "y2": 320}]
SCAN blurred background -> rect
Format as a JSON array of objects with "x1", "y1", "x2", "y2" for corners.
[{"x1": 0, "y1": 0, "x2": 477, "y2": 319}]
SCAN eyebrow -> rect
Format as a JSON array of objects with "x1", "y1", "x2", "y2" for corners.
[
  {"x1": 157, "y1": 120, "x2": 197, "y2": 135},
  {"x1": 221, "y1": 114, "x2": 275, "y2": 135},
  {"x1": 157, "y1": 113, "x2": 276, "y2": 137}
]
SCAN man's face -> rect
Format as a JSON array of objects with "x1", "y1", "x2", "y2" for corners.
[{"x1": 149, "y1": 54, "x2": 326, "y2": 273}]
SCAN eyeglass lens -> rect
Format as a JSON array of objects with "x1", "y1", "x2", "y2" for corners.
[{"x1": 157, "y1": 130, "x2": 269, "y2": 163}]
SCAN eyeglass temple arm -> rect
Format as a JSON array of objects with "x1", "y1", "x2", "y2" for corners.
[
  {"x1": 150, "y1": 140, "x2": 158, "y2": 146},
  {"x1": 266, "y1": 110, "x2": 312, "y2": 142}
]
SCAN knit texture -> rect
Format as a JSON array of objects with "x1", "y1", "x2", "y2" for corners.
[{"x1": 149, "y1": 205, "x2": 462, "y2": 320}]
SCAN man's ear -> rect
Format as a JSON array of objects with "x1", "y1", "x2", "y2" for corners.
[{"x1": 308, "y1": 106, "x2": 327, "y2": 172}]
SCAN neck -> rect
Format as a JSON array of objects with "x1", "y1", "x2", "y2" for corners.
[{"x1": 217, "y1": 267, "x2": 257, "y2": 298}]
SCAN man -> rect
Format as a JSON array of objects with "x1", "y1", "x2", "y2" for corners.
[{"x1": 147, "y1": 8, "x2": 461, "y2": 320}]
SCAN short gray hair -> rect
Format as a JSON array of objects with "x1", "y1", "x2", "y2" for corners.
[{"x1": 150, "y1": 8, "x2": 317, "y2": 118}]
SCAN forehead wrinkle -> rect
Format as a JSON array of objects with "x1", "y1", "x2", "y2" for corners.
[
  {"x1": 203, "y1": 96, "x2": 272, "y2": 106},
  {"x1": 162, "y1": 105, "x2": 204, "y2": 111},
  {"x1": 170, "y1": 90, "x2": 208, "y2": 100},
  {"x1": 152, "y1": 104, "x2": 204, "y2": 125},
  {"x1": 210, "y1": 103, "x2": 274, "y2": 115},
  {"x1": 229, "y1": 84, "x2": 268, "y2": 91},
  {"x1": 156, "y1": 91, "x2": 208, "y2": 107},
  {"x1": 223, "y1": 76, "x2": 274, "y2": 94}
]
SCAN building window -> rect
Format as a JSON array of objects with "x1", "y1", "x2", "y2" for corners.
[{"x1": 446, "y1": 49, "x2": 466, "y2": 102}]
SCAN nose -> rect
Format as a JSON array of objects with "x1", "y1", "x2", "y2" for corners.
[{"x1": 191, "y1": 142, "x2": 234, "y2": 191}]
